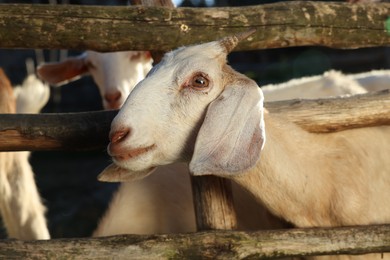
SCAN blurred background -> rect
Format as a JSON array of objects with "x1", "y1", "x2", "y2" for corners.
[{"x1": 0, "y1": 0, "x2": 389, "y2": 238}]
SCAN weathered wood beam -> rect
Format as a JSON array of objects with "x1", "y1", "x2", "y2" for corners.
[
  {"x1": 0, "y1": 90, "x2": 389, "y2": 151},
  {"x1": 0, "y1": 225, "x2": 389, "y2": 259},
  {"x1": 266, "y1": 89, "x2": 390, "y2": 133},
  {"x1": 130, "y1": 0, "x2": 174, "y2": 7},
  {"x1": 0, "y1": 110, "x2": 117, "y2": 151},
  {"x1": 0, "y1": 2, "x2": 389, "y2": 51}
]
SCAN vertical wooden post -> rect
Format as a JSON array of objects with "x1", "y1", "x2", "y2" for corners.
[
  {"x1": 191, "y1": 175, "x2": 237, "y2": 230},
  {"x1": 130, "y1": 0, "x2": 238, "y2": 231}
]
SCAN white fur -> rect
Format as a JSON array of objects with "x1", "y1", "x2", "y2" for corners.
[
  {"x1": 37, "y1": 51, "x2": 152, "y2": 109},
  {"x1": 13, "y1": 74, "x2": 50, "y2": 114},
  {"x1": 262, "y1": 70, "x2": 367, "y2": 102},
  {"x1": 0, "y1": 70, "x2": 50, "y2": 240},
  {"x1": 109, "y1": 41, "x2": 229, "y2": 171},
  {"x1": 93, "y1": 163, "x2": 196, "y2": 236},
  {"x1": 0, "y1": 151, "x2": 50, "y2": 240},
  {"x1": 262, "y1": 69, "x2": 390, "y2": 103},
  {"x1": 106, "y1": 37, "x2": 390, "y2": 259}
]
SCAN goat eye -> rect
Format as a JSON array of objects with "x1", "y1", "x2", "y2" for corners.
[{"x1": 191, "y1": 75, "x2": 209, "y2": 89}]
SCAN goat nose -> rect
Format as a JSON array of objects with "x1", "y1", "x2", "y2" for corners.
[
  {"x1": 104, "y1": 92, "x2": 122, "y2": 103},
  {"x1": 110, "y1": 128, "x2": 131, "y2": 144}
]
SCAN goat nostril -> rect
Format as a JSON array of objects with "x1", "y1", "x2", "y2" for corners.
[
  {"x1": 110, "y1": 128, "x2": 131, "y2": 144},
  {"x1": 105, "y1": 92, "x2": 122, "y2": 103}
]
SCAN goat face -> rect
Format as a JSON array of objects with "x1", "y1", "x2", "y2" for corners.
[
  {"x1": 85, "y1": 51, "x2": 152, "y2": 110},
  {"x1": 37, "y1": 51, "x2": 152, "y2": 110},
  {"x1": 100, "y1": 30, "x2": 265, "y2": 182},
  {"x1": 107, "y1": 41, "x2": 228, "y2": 171}
]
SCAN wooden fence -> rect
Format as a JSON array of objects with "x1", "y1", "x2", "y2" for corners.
[
  {"x1": 0, "y1": 2, "x2": 390, "y2": 51},
  {"x1": 0, "y1": 2, "x2": 390, "y2": 259},
  {"x1": 0, "y1": 225, "x2": 389, "y2": 259}
]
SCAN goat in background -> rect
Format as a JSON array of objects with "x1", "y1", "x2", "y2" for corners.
[{"x1": 0, "y1": 68, "x2": 50, "y2": 240}]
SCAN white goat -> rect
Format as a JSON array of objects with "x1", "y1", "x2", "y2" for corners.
[
  {"x1": 37, "y1": 51, "x2": 153, "y2": 110},
  {"x1": 99, "y1": 32, "x2": 390, "y2": 259},
  {"x1": 262, "y1": 70, "x2": 367, "y2": 102},
  {"x1": 0, "y1": 69, "x2": 50, "y2": 240}
]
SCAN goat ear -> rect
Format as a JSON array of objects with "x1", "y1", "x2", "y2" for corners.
[
  {"x1": 189, "y1": 78, "x2": 265, "y2": 177},
  {"x1": 97, "y1": 164, "x2": 155, "y2": 182},
  {"x1": 129, "y1": 51, "x2": 152, "y2": 62},
  {"x1": 37, "y1": 53, "x2": 89, "y2": 86}
]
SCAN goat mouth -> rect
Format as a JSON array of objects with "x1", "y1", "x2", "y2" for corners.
[{"x1": 112, "y1": 144, "x2": 156, "y2": 161}]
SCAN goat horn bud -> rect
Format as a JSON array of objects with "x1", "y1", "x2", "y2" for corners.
[{"x1": 220, "y1": 28, "x2": 256, "y2": 53}]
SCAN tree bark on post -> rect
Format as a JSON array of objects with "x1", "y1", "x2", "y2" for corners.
[{"x1": 0, "y1": 2, "x2": 389, "y2": 51}]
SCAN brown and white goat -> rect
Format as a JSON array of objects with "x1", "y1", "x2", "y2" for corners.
[
  {"x1": 0, "y1": 69, "x2": 50, "y2": 240},
  {"x1": 38, "y1": 39, "x2": 387, "y2": 239}
]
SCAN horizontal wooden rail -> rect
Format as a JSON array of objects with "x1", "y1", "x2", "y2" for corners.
[
  {"x1": 0, "y1": 110, "x2": 117, "y2": 151},
  {"x1": 0, "y1": 225, "x2": 389, "y2": 259},
  {"x1": 266, "y1": 89, "x2": 390, "y2": 133},
  {"x1": 0, "y1": 2, "x2": 389, "y2": 51},
  {"x1": 0, "y1": 90, "x2": 389, "y2": 151}
]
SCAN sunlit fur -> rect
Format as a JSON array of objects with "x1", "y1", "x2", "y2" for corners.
[
  {"x1": 262, "y1": 69, "x2": 390, "y2": 102},
  {"x1": 235, "y1": 114, "x2": 390, "y2": 227},
  {"x1": 262, "y1": 70, "x2": 367, "y2": 102}
]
